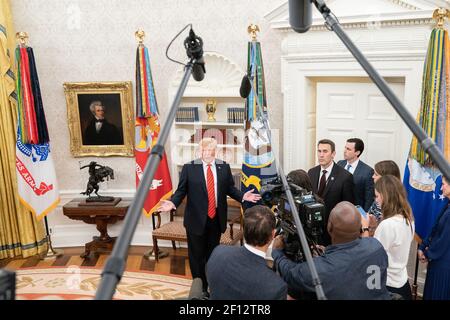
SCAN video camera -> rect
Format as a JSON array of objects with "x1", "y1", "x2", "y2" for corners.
[{"x1": 260, "y1": 176, "x2": 326, "y2": 262}]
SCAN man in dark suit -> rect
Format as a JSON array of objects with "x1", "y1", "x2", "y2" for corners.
[
  {"x1": 159, "y1": 138, "x2": 260, "y2": 293},
  {"x1": 206, "y1": 205, "x2": 287, "y2": 300},
  {"x1": 337, "y1": 138, "x2": 374, "y2": 212},
  {"x1": 83, "y1": 101, "x2": 123, "y2": 145},
  {"x1": 308, "y1": 139, "x2": 355, "y2": 245}
]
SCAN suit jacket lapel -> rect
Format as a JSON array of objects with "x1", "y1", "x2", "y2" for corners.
[
  {"x1": 353, "y1": 160, "x2": 364, "y2": 178},
  {"x1": 215, "y1": 160, "x2": 224, "y2": 196},
  {"x1": 312, "y1": 167, "x2": 320, "y2": 193},
  {"x1": 322, "y1": 163, "x2": 337, "y2": 197},
  {"x1": 196, "y1": 162, "x2": 208, "y2": 196}
]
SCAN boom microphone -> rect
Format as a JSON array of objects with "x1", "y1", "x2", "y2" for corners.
[
  {"x1": 184, "y1": 27, "x2": 206, "y2": 81},
  {"x1": 289, "y1": 0, "x2": 313, "y2": 33},
  {"x1": 192, "y1": 57, "x2": 205, "y2": 81},
  {"x1": 239, "y1": 75, "x2": 252, "y2": 99}
]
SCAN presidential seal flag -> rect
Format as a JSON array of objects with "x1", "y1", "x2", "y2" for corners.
[
  {"x1": 403, "y1": 26, "x2": 449, "y2": 241},
  {"x1": 135, "y1": 32, "x2": 172, "y2": 216},
  {"x1": 241, "y1": 26, "x2": 277, "y2": 207},
  {"x1": 15, "y1": 43, "x2": 59, "y2": 220}
]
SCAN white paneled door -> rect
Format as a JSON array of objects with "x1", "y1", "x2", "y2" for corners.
[{"x1": 316, "y1": 81, "x2": 407, "y2": 169}]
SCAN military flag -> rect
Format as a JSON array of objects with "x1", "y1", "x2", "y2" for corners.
[
  {"x1": 241, "y1": 32, "x2": 277, "y2": 205},
  {"x1": 15, "y1": 42, "x2": 60, "y2": 220},
  {"x1": 403, "y1": 26, "x2": 450, "y2": 241},
  {"x1": 135, "y1": 36, "x2": 172, "y2": 216}
]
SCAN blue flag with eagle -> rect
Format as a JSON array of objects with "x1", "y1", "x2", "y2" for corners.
[
  {"x1": 403, "y1": 27, "x2": 449, "y2": 241},
  {"x1": 240, "y1": 40, "x2": 277, "y2": 207}
]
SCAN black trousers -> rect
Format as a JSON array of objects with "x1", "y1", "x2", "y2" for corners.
[
  {"x1": 186, "y1": 214, "x2": 221, "y2": 292},
  {"x1": 387, "y1": 280, "x2": 412, "y2": 300}
]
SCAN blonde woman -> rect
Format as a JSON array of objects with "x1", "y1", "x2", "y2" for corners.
[{"x1": 372, "y1": 175, "x2": 414, "y2": 300}]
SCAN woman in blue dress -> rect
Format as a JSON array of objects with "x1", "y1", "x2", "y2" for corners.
[{"x1": 418, "y1": 176, "x2": 450, "y2": 300}]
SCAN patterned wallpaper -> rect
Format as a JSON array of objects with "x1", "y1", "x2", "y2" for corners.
[{"x1": 10, "y1": 0, "x2": 285, "y2": 191}]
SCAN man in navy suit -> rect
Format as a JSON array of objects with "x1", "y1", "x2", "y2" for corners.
[
  {"x1": 308, "y1": 139, "x2": 355, "y2": 245},
  {"x1": 206, "y1": 205, "x2": 287, "y2": 300},
  {"x1": 337, "y1": 138, "x2": 374, "y2": 212},
  {"x1": 158, "y1": 138, "x2": 260, "y2": 293}
]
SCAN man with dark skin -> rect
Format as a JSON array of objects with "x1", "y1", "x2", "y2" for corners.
[
  {"x1": 272, "y1": 201, "x2": 391, "y2": 299},
  {"x1": 327, "y1": 202, "x2": 362, "y2": 244}
]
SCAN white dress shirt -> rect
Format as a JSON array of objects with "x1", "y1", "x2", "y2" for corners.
[
  {"x1": 244, "y1": 243, "x2": 267, "y2": 259},
  {"x1": 374, "y1": 215, "x2": 414, "y2": 288},
  {"x1": 95, "y1": 117, "x2": 103, "y2": 133},
  {"x1": 345, "y1": 159, "x2": 359, "y2": 175},
  {"x1": 318, "y1": 161, "x2": 334, "y2": 189},
  {"x1": 202, "y1": 159, "x2": 218, "y2": 206}
]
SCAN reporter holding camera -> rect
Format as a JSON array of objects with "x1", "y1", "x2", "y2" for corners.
[
  {"x1": 272, "y1": 201, "x2": 391, "y2": 300},
  {"x1": 206, "y1": 205, "x2": 287, "y2": 300}
]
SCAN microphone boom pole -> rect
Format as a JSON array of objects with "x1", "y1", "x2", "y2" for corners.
[{"x1": 95, "y1": 58, "x2": 197, "y2": 300}]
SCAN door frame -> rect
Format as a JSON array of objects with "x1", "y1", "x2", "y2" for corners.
[{"x1": 281, "y1": 56, "x2": 423, "y2": 173}]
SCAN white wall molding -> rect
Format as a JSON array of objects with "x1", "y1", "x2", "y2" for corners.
[
  {"x1": 265, "y1": 0, "x2": 441, "y2": 31},
  {"x1": 280, "y1": 26, "x2": 432, "y2": 57},
  {"x1": 281, "y1": 51, "x2": 427, "y2": 63}
]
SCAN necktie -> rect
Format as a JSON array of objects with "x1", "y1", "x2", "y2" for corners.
[
  {"x1": 206, "y1": 164, "x2": 216, "y2": 219},
  {"x1": 346, "y1": 164, "x2": 352, "y2": 172},
  {"x1": 318, "y1": 169, "x2": 327, "y2": 197}
]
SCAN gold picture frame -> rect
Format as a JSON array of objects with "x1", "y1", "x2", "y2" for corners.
[{"x1": 64, "y1": 81, "x2": 134, "y2": 157}]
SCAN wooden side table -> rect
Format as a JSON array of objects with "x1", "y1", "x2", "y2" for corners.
[{"x1": 62, "y1": 198, "x2": 131, "y2": 258}]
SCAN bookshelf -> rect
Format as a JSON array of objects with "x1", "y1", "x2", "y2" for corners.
[{"x1": 168, "y1": 52, "x2": 246, "y2": 187}]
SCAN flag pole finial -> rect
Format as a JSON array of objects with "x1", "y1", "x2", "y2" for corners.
[
  {"x1": 135, "y1": 29, "x2": 146, "y2": 45},
  {"x1": 16, "y1": 31, "x2": 29, "y2": 47},
  {"x1": 432, "y1": 8, "x2": 450, "y2": 29},
  {"x1": 248, "y1": 24, "x2": 260, "y2": 41}
]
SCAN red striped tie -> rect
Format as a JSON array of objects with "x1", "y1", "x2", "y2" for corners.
[{"x1": 206, "y1": 164, "x2": 216, "y2": 219}]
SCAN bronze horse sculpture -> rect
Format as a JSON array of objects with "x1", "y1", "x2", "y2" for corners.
[{"x1": 80, "y1": 161, "x2": 115, "y2": 201}]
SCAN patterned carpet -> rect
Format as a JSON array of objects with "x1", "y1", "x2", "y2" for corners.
[{"x1": 15, "y1": 267, "x2": 192, "y2": 300}]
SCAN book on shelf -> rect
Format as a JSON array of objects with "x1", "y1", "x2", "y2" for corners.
[
  {"x1": 227, "y1": 107, "x2": 245, "y2": 124},
  {"x1": 189, "y1": 128, "x2": 239, "y2": 145},
  {"x1": 176, "y1": 107, "x2": 199, "y2": 122}
]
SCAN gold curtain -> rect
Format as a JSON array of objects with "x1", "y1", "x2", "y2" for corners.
[{"x1": 0, "y1": 0, "x2": 47, "y2": 259}]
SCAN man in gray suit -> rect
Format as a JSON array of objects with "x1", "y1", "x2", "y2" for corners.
[
  {"x1": 206, "y1": 205, "x2": 287, "y2": 300},
  {"x1": 337, "y1": 138, "x2": 374, "y2": 212}
]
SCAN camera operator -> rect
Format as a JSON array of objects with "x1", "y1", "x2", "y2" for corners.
[
  {"x1": 272, "y1": 201, "x2": 391, "y2": 300},
  {"x1": 206, "y1": 205, "x2": 287, "y2": 300}
]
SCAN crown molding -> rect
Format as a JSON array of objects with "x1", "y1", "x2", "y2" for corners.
[{"x1": 265, "y1": 0, "x2": 443, "y2": 31}]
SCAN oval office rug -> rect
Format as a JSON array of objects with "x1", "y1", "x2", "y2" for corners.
[{"x1": 15, "y1": 267, "x2": 192, "y2": 300}]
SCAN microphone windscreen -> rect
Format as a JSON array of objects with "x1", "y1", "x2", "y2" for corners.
[
  {"x1": 239, "y1": 75, "x2": 252, "y2": 98},
  {"x1": 192, "y1": 57, "x2": 205, "y2": 82},
  {"x1": 289, "y1": 0, "x2": 312, "y2": 33}
]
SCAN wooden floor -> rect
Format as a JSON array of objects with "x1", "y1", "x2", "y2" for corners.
[{"x1": 0, "y1": 246, "x2": 192, "y2": 278}]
